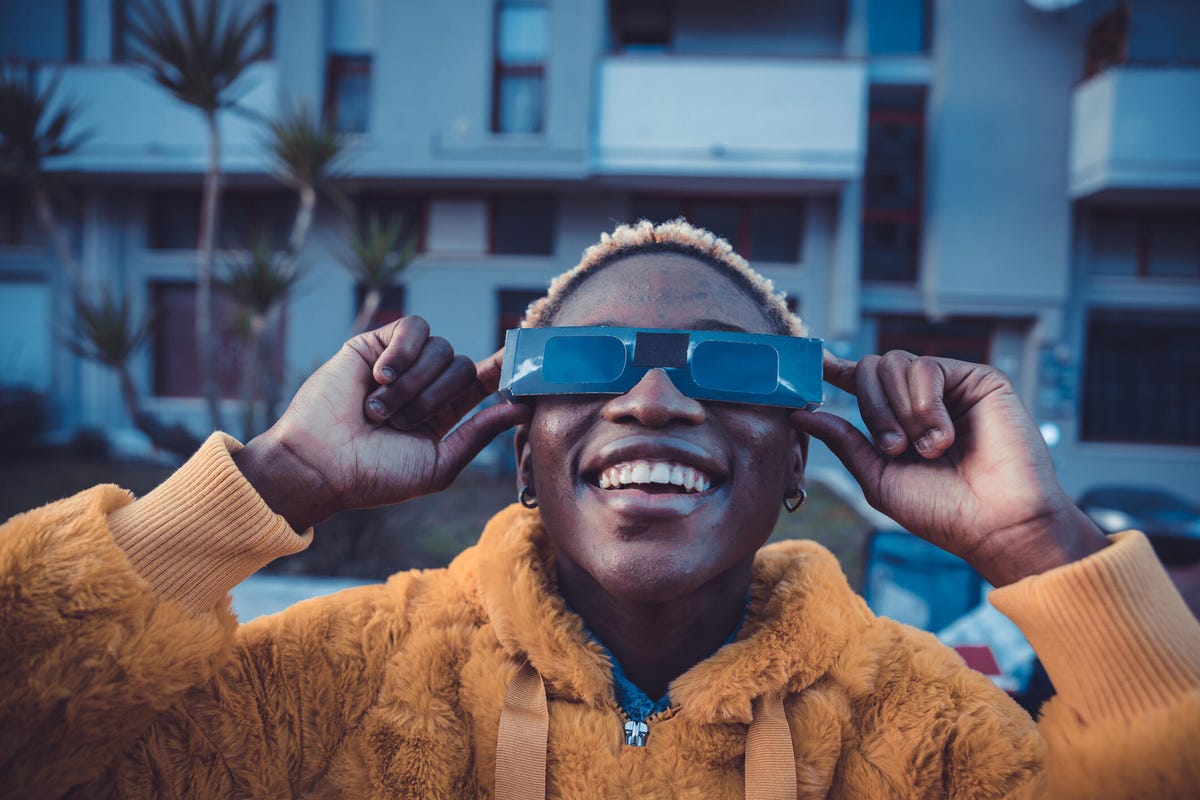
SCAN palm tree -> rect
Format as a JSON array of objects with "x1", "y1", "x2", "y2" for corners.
[
  {"x1": 0, "y1": 64, "x2": 89, "y2": 291},
  {"x1": 217, "y1": 236, "x2": 302, "y2": 440},
  {"x1": 68, "y1": 291, "x2": 200, "y2": 457},
  {"x1": 125, "y1": 0, "x2": 271, "y2": 432},
  {"x1": 267, "y1": 103, "x2": 346, "y2": 261},
  {"x1": 343, "y1": 214, "x2": 417, "y2": 335}
]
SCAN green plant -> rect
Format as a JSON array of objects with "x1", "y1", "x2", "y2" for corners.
[
  {"x1": 267, "y1": 103, "x2": 347, "y2": 257},
  {"x1": 343, "y1": 214, "x2": 416, "y2": 334},
  {"x1": 126, "y1": 0, "x2": 272, "y2": 432}
]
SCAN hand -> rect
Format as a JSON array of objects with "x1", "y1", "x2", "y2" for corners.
[
  {"x1": 792, "y1": 351, "x2": 1108, "y2": 586},
  {"x1": 235, "y1": 317, "x2": 531, "y2": 531}
]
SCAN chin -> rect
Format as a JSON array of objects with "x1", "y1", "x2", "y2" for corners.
[{"x1": 589, "y1": 542, "x2": 738, "y2": 605}]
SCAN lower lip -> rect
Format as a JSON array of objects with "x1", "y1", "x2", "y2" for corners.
[{"x1": 585, "y1": 482, "x2": 714, "y2": 522}]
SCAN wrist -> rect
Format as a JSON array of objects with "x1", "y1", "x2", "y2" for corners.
[
  {"x1": 975, "y1": 504, "x2": 1111, "y2": 587},
  {"x1": 234, "y1": 428, "x2": 335, "y2": 532}
]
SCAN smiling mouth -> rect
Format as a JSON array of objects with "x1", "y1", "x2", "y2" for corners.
[{"x1": 594, "y1": 460, "x2": 713, "y2": 494}]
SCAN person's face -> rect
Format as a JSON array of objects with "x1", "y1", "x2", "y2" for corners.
[{"x1": 514, "y1": 252, "x2": 806, "y2": 603}]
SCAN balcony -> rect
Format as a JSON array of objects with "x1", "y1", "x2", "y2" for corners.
[
  {"x1": 1069, "y1": 67, "x2": 1200, "y2": 199},
  {"x1": 38, "y1": 61, "x2": 279, "y2": 175},
  {"x1": 593, "y1": 56, "x2": 866, "y2": 183}
]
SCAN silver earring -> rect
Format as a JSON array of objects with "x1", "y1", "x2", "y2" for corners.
[
  {"x1": 783, "y1": 488, "x2": 806, "y2": 513},
  {"x1": 518, "y1": 485, "x2": 538, "y2": 509}
]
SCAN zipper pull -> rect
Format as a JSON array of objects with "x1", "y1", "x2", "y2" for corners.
[{"x1": 623, "y1": 719, "x2": 649, "y2": 747}]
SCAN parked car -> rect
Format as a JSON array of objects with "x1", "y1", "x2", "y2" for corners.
[{"x1": 1079, "y1": 486, "x2": 1200, "y2": 566}]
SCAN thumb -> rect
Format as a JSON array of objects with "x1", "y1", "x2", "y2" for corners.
[
  {"x1": 791, "y1": 409, "x2": 886, "y2": 505},
  {"x1": 434, "y1": 402, "x2": 532, "y2": 487}
]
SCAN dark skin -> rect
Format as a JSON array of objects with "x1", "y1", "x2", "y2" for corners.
[{"x1": 236, "y1": 251, "x2": 1110, "y2": 699}]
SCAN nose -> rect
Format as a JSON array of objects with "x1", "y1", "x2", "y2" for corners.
[{"x1": 602, "y1": 369, "x2": 706, "y2": 428}]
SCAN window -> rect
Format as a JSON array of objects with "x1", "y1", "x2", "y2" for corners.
[
  {"x1": 861, "y1": 87, "x2": 925, "y2": 283},
  {"x1": 876, "y1": 316, "x2": 992, "y2": 364},
  {"x1": 1083, "y1": 3, "x2": 1129, "y2": 79},
  {"x1": 1081, "y1": 312, "x2": 1200, "y2": 445},
  {"x1": 867, "y1": 0, "x2": 933, "y2": 55},
  {"x1": 1089, "y1": 208, "x2": 1200, "y2": 279},
  {"x1": 354, "y1": 285, "x2": 405, "y2": 330},
  {"x1": 325, "y1": 54, "x2": 371, "y2": 133},
  {"x1": 0, "y1": 186, "x2": 46, "y2": 247},
  {"x1": 492, "y1": 1, "x2": 548, "y2": 134},
  {"x1": 150, "y1": 281, "x2": 285, "y2": 399},
  {"x1": 496, "y1": 289, "x2": 545, "y2": 348},
  {"x1": 630, "y1": 197, "x2": 805, "y2": 263},
  {"x1": 357, "y1": 194, "x2": 426, "y2": 251},
  {"x1": 0, "y1": 0, "x2": 81, "y2": 61},
  {"x1": 610, "y1": 0, "x2": 671, "y2": 52},
  {"x1": 490, "y1": 196, "x2": 556, "y2": 255},
  {"x1": 147, "y1": 190, "x2": 292, "y2": 251}
]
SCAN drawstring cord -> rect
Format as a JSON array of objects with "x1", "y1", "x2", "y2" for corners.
[{"x1": 494, "y1": 663, "x2": 798, "y2": 799}]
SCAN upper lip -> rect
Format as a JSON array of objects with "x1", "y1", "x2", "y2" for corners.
[{"x1": 580, "y1": 435, "x2": 728, "y2": 486}]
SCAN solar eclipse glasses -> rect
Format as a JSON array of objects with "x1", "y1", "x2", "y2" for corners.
[{"x1": 499, "y1": 327, "x2": 824, "y2": 409}]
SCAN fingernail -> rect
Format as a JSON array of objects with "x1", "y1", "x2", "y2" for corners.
[
  {"x1": 380, "y1": 367, "x2": 396, "y2": 382},
  {"x1": 916, "y1": 430, "x2": 942, "y2": 453},
  {"x1": 368, "y1": 399, "x2": 386, "y2": 418},
  {"x1": 879, "y1": 432, "x2": 902, "y2": 451}
]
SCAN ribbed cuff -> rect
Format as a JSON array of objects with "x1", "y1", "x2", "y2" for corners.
[
  {"x1": 107, "y1": 432, "x2": 312, "y2": 615},
  {"x1": 991, "y1": 530, "x2": 1200, "y2": 723}
]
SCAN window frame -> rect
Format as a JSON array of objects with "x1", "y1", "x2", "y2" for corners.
[
  {"x1": 324, "y1": 53, "x2": 373, "y2": 134},
  {"x1": 860, "y1": 86, "x2": 926, "y2": 284},
  {"x1": 487, "y1": 195, "x2": 557, "y2": 257},
  {"x1": 491, "y1": 0, "x2": 549, "y2": 135},
  {"x1": 629, "y1": 195, "x2": 806, "y2": 264}
]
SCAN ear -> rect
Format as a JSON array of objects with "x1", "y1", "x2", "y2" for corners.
[
  {"x1": 514, "y1": 423, "x2": 534, "y2": 493},
  {"x1": 790, "y1": 429, "x2": 809, "y2": 492}
]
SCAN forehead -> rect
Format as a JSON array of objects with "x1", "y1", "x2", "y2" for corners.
[{"x1": 551, "y1": 252, "x2": 775, "y2": 334}]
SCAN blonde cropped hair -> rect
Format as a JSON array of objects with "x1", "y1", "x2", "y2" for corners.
[{"x1": 521, "y1": 219, "x2": 807, "y2": 337}]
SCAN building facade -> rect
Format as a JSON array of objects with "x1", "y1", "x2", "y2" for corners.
[{"x1": 1, "y1": 0, "x2": 1197, "y2": 499}]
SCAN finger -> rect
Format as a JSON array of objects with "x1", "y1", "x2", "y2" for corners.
[
  {"x1": 791, "y1": 410, "x2": 886, "y2": 508},
  {"x1": 855, "y1": 355, "x2": 909, "y2": 456},
  {"x1": 906, "y1": 357, "x2": 955, "y2": 457},
  {"x1": 877, "y1": 351, "x2": 924, "y2": 453},
  {"x1": 365, "y1": 335, "x2": 454, "y2": 423},
  {"x1": 368, "y1": 316, "x2": 431, "y2": 385},
  {"x1": 433, "y1": 402, "x2": 533, "y2": 489},
  {"x1": 394, "y1": 355, "x2": 478, "y2": 430},
  {"x1": 822, "y1": 349, "x2": 858, "y2": 394},
  {"x1": 476, "y1": 348, "x2": 506, "y2": 394}
]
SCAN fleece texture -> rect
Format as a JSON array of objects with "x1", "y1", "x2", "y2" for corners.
[{"x1": 2, "y1": 434, "x2": 1199, "y2": 799}]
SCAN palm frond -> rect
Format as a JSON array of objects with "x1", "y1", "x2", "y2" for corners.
[
  {"x1": 218, "y1": 235, "x2": 302, "y2": 314},
  {"x1": 267, "y1": 103, "x2": 346, "y2": 191},
  {"x1": 340, "y1": 214, "x2": 417, "y2": 290},
  {"x1": 67, "y1": 290, "x2": 153, "y2": 368},
  {"x1": 0, "y1": 63, "x2": 89, "y2": 175},
  {"x1": 126, "y1": 0, "x2": 270, "y2": 113}
]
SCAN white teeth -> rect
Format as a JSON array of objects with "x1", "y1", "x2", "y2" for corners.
[{"x1": 595, "y1": 460, "x2": 714, "y2": 494}]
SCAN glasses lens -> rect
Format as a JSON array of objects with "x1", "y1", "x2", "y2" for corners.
[
  {"x1": 691, "y1": 340, "x2": 778, "y2": 394},
  {"x1": 543, "y1": 335, "x2": 627, "y2": 384}
]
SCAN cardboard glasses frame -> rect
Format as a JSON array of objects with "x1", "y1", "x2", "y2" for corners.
[{"x1": 498, "y1": 326, "x2": 824, "y2": 410}]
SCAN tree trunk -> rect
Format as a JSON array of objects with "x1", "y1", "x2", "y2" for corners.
[
  {"x1": 239, "y1": 311, "x2": 267, "y2": 441},
  {"x1": 117, "y1": 362, "x2": 200, "y2": 458},
  {"x1": 287, "y1": 184, "x2": 316, "y2": 263},
  {"x1": 197, "y1": 110, "x2": 225, "y2": 432},
  {"x1": 263, "y1": 304, "x2": 287, "y2": 423},
  {"x1": 31, "y1": 179, "x2": 84, "y2": 295},
  {"x1": 352, "y1": 287, "x2": 382, "y2": 335}
]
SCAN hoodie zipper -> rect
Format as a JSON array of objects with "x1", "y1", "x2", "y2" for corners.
[{"x1": 617, "y1": 705, "x2": 676, "y2": 747}]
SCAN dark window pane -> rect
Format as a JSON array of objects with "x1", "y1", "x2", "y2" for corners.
[
  {"x1": 749, "y1": 203, "x2": 804, "y2": 262},
  {"x1": 326, "y1": 55, "x2": 371, "y2": 133},
  {"x1": 877, "y1": 316, "x2": 992, "y2": 364},
  {"x1": 496, "y1": 73, "x2": 544, "y2": 134},
  {"x1": 1146, "y1": 214, "x2": 1200, "y2": 278},
  {"x1": 497, "y1": 288, "x2": 545, "y2": 348},
  {"x1": 611, "y1": 0, "x2": 671, "y2": 52},
  {"x1": 147, "y1": 191, "x2": 200, "y2": 250},
  {"x1": 151, "y1": 282, "x2": 284, "y2": 399},
  {"x1": 1082, "y1": 313, "x2": 1200, "y2": 445},
  {"x1": 357, "y1": 194, "x2": 425, "y2": 250},
  {"x1": 0, "y1": 185, "x2": 47, "y2": 247},
  {"x1": 492, "y1": 196, "x2": 555, "y2": 255},
  {"x1": 630, "y1": 197, "x2": 686, "y2": 224},
  {"x1": 862, "y1": 219, "x2": 920, "y2": 283},
  {"x1": 219, "y1": 192, "x2": 292, "y2": 250},
  {"x1": 862, "y1": 87, "x2": 925, "y2": 283},
  {"x1": 690, "y1": 202, "x2": 740, "y2": 247},
  {"x1": 354, "y1": 284, "x2": 405, "y2": 329},
  {"x1": 867, "y1": 0, "x2": 931, "y2": 55}
]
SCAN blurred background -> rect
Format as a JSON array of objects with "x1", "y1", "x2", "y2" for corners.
[{"x1": 1, "y1": 0, "x2": 1197, "y2": 632}]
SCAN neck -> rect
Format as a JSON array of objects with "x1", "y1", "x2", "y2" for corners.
[{"x1": 556, "y1": 556, "x2": 753, "y2": 700}]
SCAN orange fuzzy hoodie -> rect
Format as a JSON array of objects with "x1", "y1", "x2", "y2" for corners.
[{"x1": 1, "y1": 433, "x2": 1199, "y2": 799}]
